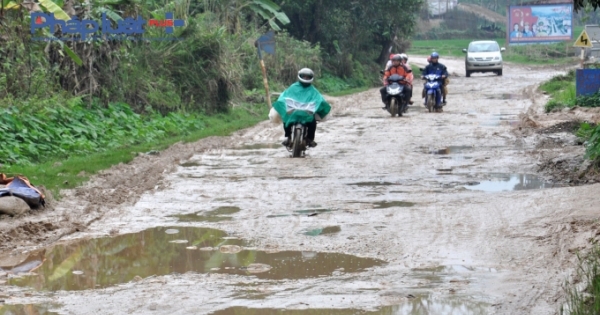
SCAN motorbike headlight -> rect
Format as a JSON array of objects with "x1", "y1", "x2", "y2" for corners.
[{"x1": 388, "y1": 87, "x2": 401, "y2": 95}]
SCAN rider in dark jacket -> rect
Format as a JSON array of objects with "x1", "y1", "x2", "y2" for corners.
[{"x1": 422, "y1": 52, "x2": 449, "y2": 107}]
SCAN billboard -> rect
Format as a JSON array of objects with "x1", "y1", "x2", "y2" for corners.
[{"x1": 507, "y1": 3, "x2": 573, "y2": 45}]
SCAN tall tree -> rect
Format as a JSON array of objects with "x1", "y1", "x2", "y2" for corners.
[{"x1": 575, "y1": 0, "x2": 599, "y2": 11}]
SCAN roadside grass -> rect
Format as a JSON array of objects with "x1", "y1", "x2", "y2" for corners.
[
  {"x1": 408, "y1": 38, "x2": 576, "y2": 65},
  {"x1": 325, "y1": 86, "x2": 372, "y2": 97},
  {"x1": 410, "y1": 63, "x2": 424, "y2": 77},
  {"x1": 538, "y1": 70, "x2": 600, "y2": 112},
  {"x1": 2, "y1": 104, "x2": 269, "y2": 198},
  {"x1": 561, "y1": 246, "x2": 600, "y2": 315}
]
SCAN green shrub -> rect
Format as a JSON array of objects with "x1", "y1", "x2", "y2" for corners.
[
  {"x1": 0, "y1": 100, "x2": 204, "y2": 165},
  {"x1": 577, "y1": 122, "x2": 600, "y2": 162}
]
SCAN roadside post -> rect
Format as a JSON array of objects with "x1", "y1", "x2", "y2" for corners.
[
  {"x1": 573, "y1": 29, "x2": 593, "y2": 69},
  {"x1": 255, "y1": 30, "x2": 276, "y2": 108},
  {"x1": 573, "y1": 29, "x2": 600, "y2": 98}
]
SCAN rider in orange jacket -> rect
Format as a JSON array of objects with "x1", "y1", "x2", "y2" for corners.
[{"x1": 380, "y1": 55, "x2": 413, "y2": 109}]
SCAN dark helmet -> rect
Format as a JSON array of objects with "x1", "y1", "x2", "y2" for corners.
[{"x1": 430, "y1": 52, "x2": 439, "y2": 59}]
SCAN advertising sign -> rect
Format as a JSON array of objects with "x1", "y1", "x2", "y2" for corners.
[{"x1": 508, "y1": 3, "x2": 573, "y2": 45}]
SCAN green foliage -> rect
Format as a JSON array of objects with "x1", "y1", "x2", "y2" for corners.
[
  {"x1": 540, "y1": 70, "x2": 576, "y2": 95},
  {"x1": 561, "y1": 245, "x2": 600, "y2": 315},
  {"x1": 415, "y1": 9, "x2": 504, "y2": 40},
  {"x1": 577, "y1": 122, "x2": 600, "y2": 164},
  {"x1": 3, "y1": 104, "x2": 268, "y2": 197},
  {"x1": 541, "y1": 70, "x2": 600, "y2": 112},
  {"x1": 0, "y1": 99, "x2": 204, "y2": 165},
  {"x1": 315, "y1": 73, "x2": 351, "y2": 94},
  {"x1": 576, "y1": 91, "x2": 600, "y2": 109}
]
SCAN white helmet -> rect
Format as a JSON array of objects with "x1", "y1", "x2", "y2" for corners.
[
  {"x1": 399, "y1": 53, "x2": 408, "y2": 61},
  {"x1": 298, "y1": 68, "x2": 314, "y2": 84}
]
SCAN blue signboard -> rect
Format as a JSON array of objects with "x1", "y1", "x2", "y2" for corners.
[{"x1": 576, "y1": 69, "x2": 600, "y2": 97}]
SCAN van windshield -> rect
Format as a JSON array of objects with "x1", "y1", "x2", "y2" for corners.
[{"x1": 468, "y1": 42, "x2": 500, "y2": 52}]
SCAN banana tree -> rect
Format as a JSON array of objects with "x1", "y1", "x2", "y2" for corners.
[
  {"x1": 202, "y1": 0, "x2": 289, "y2": 34},
  {"x1": 2, "y1": 0, "x2": 82, "y2": 65}
]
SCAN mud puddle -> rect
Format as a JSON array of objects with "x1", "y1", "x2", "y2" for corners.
[
  {"x1": 464, "y1": 173, "x2": 555, "y2": 192},
  {"x1": 430, "y1": 146, "x2": 474, "y2": 155},
  {"x1": 170, "y1": 206, "x2": 241, "y2": 222},
  {"x1": 347, "y1": 181, "x2": 401, "y2": 187},
  {"x1": 485, "y1": 93, "x2": 521, "y2": 100},
  {"x1": 267, "y1": 208, "x2": 338, "y2": 218},
  {"x1": 231, "y1": 143, "x2": 280, "y2": 150},
  {"x1": 209, "y1": 296, "x2": 490, "y2": 315},
  {"x1": 302, "y1": 226, "x2": 341, "y2": 236},
  {"x1": 8, "y1": 227, "x2": 385, "y2": 291},
  {"x1": 0, "y1": 304, "x2": 60, "y2": 315},
  {"x1": 349, "y1": 201, "x2": 415, "y2": 209}
]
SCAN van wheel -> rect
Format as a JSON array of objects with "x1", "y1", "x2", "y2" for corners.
[
  {"x1": 466, "y1": 70, "x2": 471, "y2": 77},
  {"x1": 497, "y1": 70, "x2": 502, "y2": 76}
]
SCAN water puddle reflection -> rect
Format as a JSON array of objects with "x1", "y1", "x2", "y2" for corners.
[
  {"x1": 350, "y1": 201, "x2": 415, "y2": 209},
  {"x1": 267, "y1": 208, "x2": 339, "y2": 218},
  {"x1": 348, "y1": 182, "x2": 400, "y2": 187},
  {"x1": 209, "y1": 297, "x2": 490, "y2": 315},
  {"x1": 485, "y1": 93, "x2": 521, "y2": 100},
  {"x1": 0, "y1": 304, "x2": 60, "y2": 315},
  {"x1": 302, "y1": 226, "x2": 341, "y2": 236},
  {"x1": 8, "y1": 227, "x2": 384, "y2": 291},
  {"x1": 430, "y1": 146, "x2": 473, "y2": 155},
  {"x1": 464, "y1": 173, "x2": 554, "y2": 192},
  {"x1": 171, "y1": 206, "x2": 241, "y2": 222},
  {"x1": 232, "y1": 143, "x2": 280, "y2": 150}
]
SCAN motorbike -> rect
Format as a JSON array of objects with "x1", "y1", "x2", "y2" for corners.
[
  {"x1": 422, "y1": 74, "x2": 443, "y2": 113},
  {"x1": 384, "y1": 74, "x2": 409, "y2": 117},
  {"x1": 283, "y1": 98, "x2": 318, "y2": 158}
]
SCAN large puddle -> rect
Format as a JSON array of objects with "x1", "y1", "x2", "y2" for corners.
[
  {"x1": 464, "y1": 173, "x2": 553, "y2": 192},
  {"x1": 8, "y1": 227, "x2": 385, "y2": 291},
  {"x1": 0, "y1": 304, "x2": 59, "y2": 315},
  {"x1": 209, "y1": 297, "x2": 490, "y2": 315},
  {"x1": 170, "y1": 206, "x2": 241, "y2": 222},
  {"x1": 302, "y1": 226, "x2": 341, "y2": 236}
]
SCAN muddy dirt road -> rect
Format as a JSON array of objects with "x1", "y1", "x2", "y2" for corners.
[{"x1": 2, "y1": 57, "x2": 600, "y2": 315}]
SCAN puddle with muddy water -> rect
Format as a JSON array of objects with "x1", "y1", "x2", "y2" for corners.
[
  {"x1": 485, "y1": 93, "x2": 521, "y2": 100},
  {"x1": 170, "y1": 206, "x2": 241, "y2": 222},
  {"x1": 302, "y1": 226, "x2": 341, "y2": 236},
  {"x1": 464, "y1": 173, "x2": 554, "y2": 192},
  {"x1": 209, "y1": 296, "x2": 490, "y2": 315},
  {"x1": 347, "y1": 201, "x2": 415, "y2": 209},
  {"x1": 232, "y1": 143, "x2": 280, "y2": 150},
  {"x1": 8, "y1": 227, "x2": 384, "y2": 291},
  {"x1": 0, "y1": 304, "x2": 60, "y2": 315},
  {"x1": 267, "y1": 208, "x2": 338, "y2": 218}
]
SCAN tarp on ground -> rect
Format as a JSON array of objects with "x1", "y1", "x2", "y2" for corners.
[{"x1": 0, "y1": 174, "x2": 45, "y2": 208}]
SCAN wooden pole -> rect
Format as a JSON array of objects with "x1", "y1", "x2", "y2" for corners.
[
  {"x1": 260, "y1": 59, "x2": 272, "y2": 108},
  {"x1": 257, "y1": 42, "x2": 272, "y2": 108}
]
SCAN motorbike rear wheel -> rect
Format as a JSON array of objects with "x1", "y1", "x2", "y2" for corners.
[
  {"x1": 292, "y1": 128, "x2": 303, "y2": 158},
  {"x1": 390, "y1": 98, "x2": 398, "y2": 117},
  {"x1": 426, "y1": 94, "x2": 434, "y2": 113}
]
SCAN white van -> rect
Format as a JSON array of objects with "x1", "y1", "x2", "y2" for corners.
[{"x1": 462, "y1": 40, "x2": 506, "y2": 77}]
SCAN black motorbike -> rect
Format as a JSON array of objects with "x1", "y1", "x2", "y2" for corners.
[{"x1": 383, "y1": 74, "x2": 409, "y2": 117}]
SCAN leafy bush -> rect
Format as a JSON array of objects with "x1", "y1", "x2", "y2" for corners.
[
  {"x1": 577, "y1": 122, "x2": 600, "y2": 162},
  {"x1": 540, "y1": 70, "x2": 576, "y2": 94},
  {"x1": 576, "y1": 91, "x2": 600, "y2": 108},
  {"x1": 0, "y1": 100, "x2": 204, "y2": 165},
  {"x1": 562, "y1": 246, "x2": 600, "y2": 315}
]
